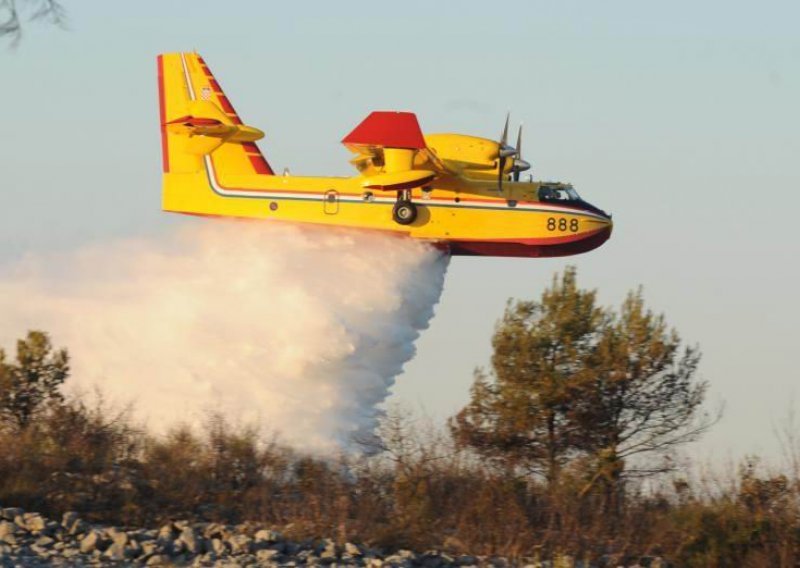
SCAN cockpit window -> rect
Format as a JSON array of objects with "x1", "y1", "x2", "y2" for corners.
[{"x1": 538, "y1": 185, "x2": 580, "y2": 202}]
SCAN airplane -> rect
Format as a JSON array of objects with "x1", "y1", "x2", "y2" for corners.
[{"x1": 157, "y1": 52, "x2": 612, "y2": 258}]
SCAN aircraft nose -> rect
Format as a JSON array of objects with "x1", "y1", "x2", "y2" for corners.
[{"x1": 578, "y1": 199, "x2": 610, "y2": 220}]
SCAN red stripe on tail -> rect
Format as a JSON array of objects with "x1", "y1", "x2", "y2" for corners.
[{"x1": 157, "y1": 55, "x2": 169, "y2": 172}]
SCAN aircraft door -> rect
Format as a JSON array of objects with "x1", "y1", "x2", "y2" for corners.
[{"x1": 323, "y1": 190, "x2": 339, "y2": 214}]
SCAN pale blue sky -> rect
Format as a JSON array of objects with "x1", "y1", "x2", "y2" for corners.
[{"x1": 2, "y1": 1, "x2": 799, "y2": 460}]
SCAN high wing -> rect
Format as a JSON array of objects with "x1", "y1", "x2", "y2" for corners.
[{"x1": 342, "y1": 111, "x2": 457, "y2": 190}]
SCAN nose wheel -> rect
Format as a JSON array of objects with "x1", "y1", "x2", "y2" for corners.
[{"x1": 392, "y1": 190, "x2": 417, "y2": 225}]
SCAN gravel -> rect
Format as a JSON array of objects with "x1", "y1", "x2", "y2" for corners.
[{"x1": 0, "y1": 505, "x2": 667, "y2": 567}]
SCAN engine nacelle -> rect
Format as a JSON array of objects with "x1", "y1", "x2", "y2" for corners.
[{"x1": 422, "y1": 133, "x2": 508, "y2": 177}]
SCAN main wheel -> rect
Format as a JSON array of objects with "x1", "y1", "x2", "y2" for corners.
[{"x1": 392, "y1": 200, "x2": 417, "y2": 225}]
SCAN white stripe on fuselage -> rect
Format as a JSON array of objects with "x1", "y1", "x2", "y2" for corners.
[{"x1": 202, "y1": 156, "x2": 608, "y2": 221}]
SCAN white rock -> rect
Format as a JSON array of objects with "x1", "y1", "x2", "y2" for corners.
[
  {"x1": 211, "y1": 538, "x2": 227, "y2": 555},
  {"x1": 79, "y1": 530, "x2": 107, "y2": 554},
  {"x1": 146, "y1": 554, "x2": 171, "y2": 566},
  {"x1": 344, "y1": 542, "x2": 363, "y2": 557},
  {"x1": 257, "y1": 548, "x2": 281, "y2": 562},
  {"x1": 254, "y1": 529, "x2": 281, "y2": 543},
  {"x1": 228, "y1": 534, "x2": 253, "y2": 555},
  {"x1": 179, "y1": 526, "x2": 201, "y2": 554},
  {"x1": 22, "y1": 512, "x2": 46, "y2": 532}
]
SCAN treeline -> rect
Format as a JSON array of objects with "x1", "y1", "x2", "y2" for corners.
[{"x1": 1, "y1": 269, "x2": 798, "y2": 566}]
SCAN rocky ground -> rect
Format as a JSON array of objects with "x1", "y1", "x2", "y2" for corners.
[
  {"x1": 0, "y1": 506, "x2": 501, "y2": 567},
  {"x1": 0, "y1": 506, "x2": 666, "y2": 567}
]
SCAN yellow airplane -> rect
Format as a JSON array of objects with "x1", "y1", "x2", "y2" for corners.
[{"x1": 157, "y1": 52, "x2": 612, "y2": 257}]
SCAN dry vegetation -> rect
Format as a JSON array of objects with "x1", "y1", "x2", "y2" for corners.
[
  {"x1": 1, "y1": 268, "x2": 797, "y2": 566},
  {"x1": 1, "y1": 398, "x2": 799, "y2": 566}
]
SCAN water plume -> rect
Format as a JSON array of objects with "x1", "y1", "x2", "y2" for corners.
[{"x1": 0, "y1": 221, "x2": 449, "y2": 452}]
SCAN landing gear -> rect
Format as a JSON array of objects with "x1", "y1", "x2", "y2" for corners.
[{"x1": 392, "y1": 190, "x2": 417, "y2": 225}]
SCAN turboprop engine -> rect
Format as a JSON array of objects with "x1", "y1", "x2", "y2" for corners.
[{"x1": 422, "y1": 115, "x2": 531, "y2": 186}]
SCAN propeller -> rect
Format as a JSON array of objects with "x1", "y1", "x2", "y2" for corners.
[
  {"x1": 511, "y1": 124, "x2": 531, "y2": 182},
  {"x1": 497, "y1": 113, "x2": 517, "y2": 191},
  {"x1": 496, "y1": 114, "x2": 532, "y2": 189}
]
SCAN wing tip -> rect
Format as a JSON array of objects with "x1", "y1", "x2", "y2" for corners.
[{"x1": 342, "y1": 111, "x2": 426, "y2": 150}]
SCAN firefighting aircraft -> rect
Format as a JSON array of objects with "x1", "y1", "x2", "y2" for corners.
[{"x1": 157, "y1": 53, "x2": 612, "y2": 257}]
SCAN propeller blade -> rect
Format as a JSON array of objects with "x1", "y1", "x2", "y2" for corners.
[
  {"x1": 500, "y1": 112, "x2": 510, "y2": 147},
  {"x1": 513, "y1": 124, "x2": 523, "y2": 181}
]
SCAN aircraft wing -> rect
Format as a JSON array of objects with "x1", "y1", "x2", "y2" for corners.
[{"x1": 342, "y1": 111, "x2": 457, "y2": 186}]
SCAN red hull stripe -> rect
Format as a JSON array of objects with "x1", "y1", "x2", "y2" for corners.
[{"x1": 157, "y1": 55, "x2": 169, "y2": 173}]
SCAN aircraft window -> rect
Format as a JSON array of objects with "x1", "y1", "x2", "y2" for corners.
[{"x1": 539, "y1": 186, "x2": 575, "y2": 202}]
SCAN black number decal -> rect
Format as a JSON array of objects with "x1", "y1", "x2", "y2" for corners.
[{"x1": 547, "y1": 217, "x2": 580, "y2": 233}]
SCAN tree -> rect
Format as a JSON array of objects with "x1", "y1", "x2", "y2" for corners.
[
  {"x1": 572, "y1": 290, "x2": 711, "y2": 505},
  {"x1": 0, "y1": 330, "x2": 69, "y2": 429},
  {"x1": 450, "y1": 268, "x2": 711, "y2": 498},
  {"x1": 450, "y1": 267, "x2": 605, "y2": 485},
  {"x1": 1, "y1": 0, "x2": 66, "y2": 47}
]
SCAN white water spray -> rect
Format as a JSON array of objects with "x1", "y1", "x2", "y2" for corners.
[{"x1": 0, "y1": 221, "x2": 449, "y2": 452}]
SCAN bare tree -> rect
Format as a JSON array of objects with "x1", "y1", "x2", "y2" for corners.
[{"x1": 1, "y1": 0, "x2": 66, "y2": 47}]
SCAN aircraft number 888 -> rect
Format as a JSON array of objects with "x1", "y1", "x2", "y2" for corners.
[{"x1": 547, "y1": 217, "x2": 579, "y2": 232}]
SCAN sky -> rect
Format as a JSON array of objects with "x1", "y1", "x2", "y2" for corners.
[{"x1": 1, "y1": 0, "x2": 799, "y2": 462}]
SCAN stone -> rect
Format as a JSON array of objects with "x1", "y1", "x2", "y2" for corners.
[
  {"x1": 34, "y1": 536, "x2": 54, "y2": 548},
  {"x1": 344, "y1": 542, "x2": 363, "y2": 557},
  {"x1": 107, "y1": 527, "x2": 129, "y2": 547},
  {"x1": 127, "y1": 539, "x2": 143, "y2": 558},
  {"x1": 61, "y1": 512, "x2": 79, "y2": 530},
  {"x1": 256, "y1": 548, "x2": 281, "y2": 562},
  {"x1": 228, "y1": 534, "x2": 253, "y2": 555},
  {"x1": 211, "y1": 538, "x2": 227, "y2": 555},
  {"x1": 79, "y1": 530, "x2": 109, "y2": 554},
  {"x1": 384, "y1": 554, "x2": 413, "y2": 567},
  {"x1": 0, "y1": 521, "x2": 17, "y2": 544},
  {"x1": 22, "y1": 512, "x2": 46, "y2": 532},
  {"x1": 203, "y1": 523, "x2": 225, "y2": 539},
  {"x1": 62, "y1": 547, "x2": 80, "y2": 558},
  {"x1": 141, "y1": 541, "x2": 158, "y2": 556},
  {"x1": 254, "y1": 529, "x2": 281, "y2": 543},
  {"x1": 146, "y1": 554, "x2": 171, "y2": 566},
  {"x1": 103, "y1": 541, "x2": 129, "y2": 561},
  {"x1": 157, "y1": 523, "x2": 176, "y2": 541},
  {"x1": 179, "y1": 526, "x2": 202, "y2": 554},
  {"x1": 0, "y1": 508, "x2": 23, "y2": 522},
  {"x1": 68, "y1": 519, "x2": 88, "y2": 536},
  {"x1": 171, "y1": 538, "x2": 187, "y2": 555},
  {"x1": 30, "y1": 543, "x2": 52, "y2": 556}
]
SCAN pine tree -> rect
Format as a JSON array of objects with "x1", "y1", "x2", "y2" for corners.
[
  {"x1": 0, "y1": 330, "x2": 70, "y2": 430},
  {"x1": 451, "y1": 268, "x2": 710, "y2": 498},
  {"x1": 450, "y1": 267, "x2": 605, "y2": 484}
]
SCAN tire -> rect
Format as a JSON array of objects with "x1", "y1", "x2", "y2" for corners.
[{"x1": 392, "y1": 200, "x2": 417, "y2": 225}]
